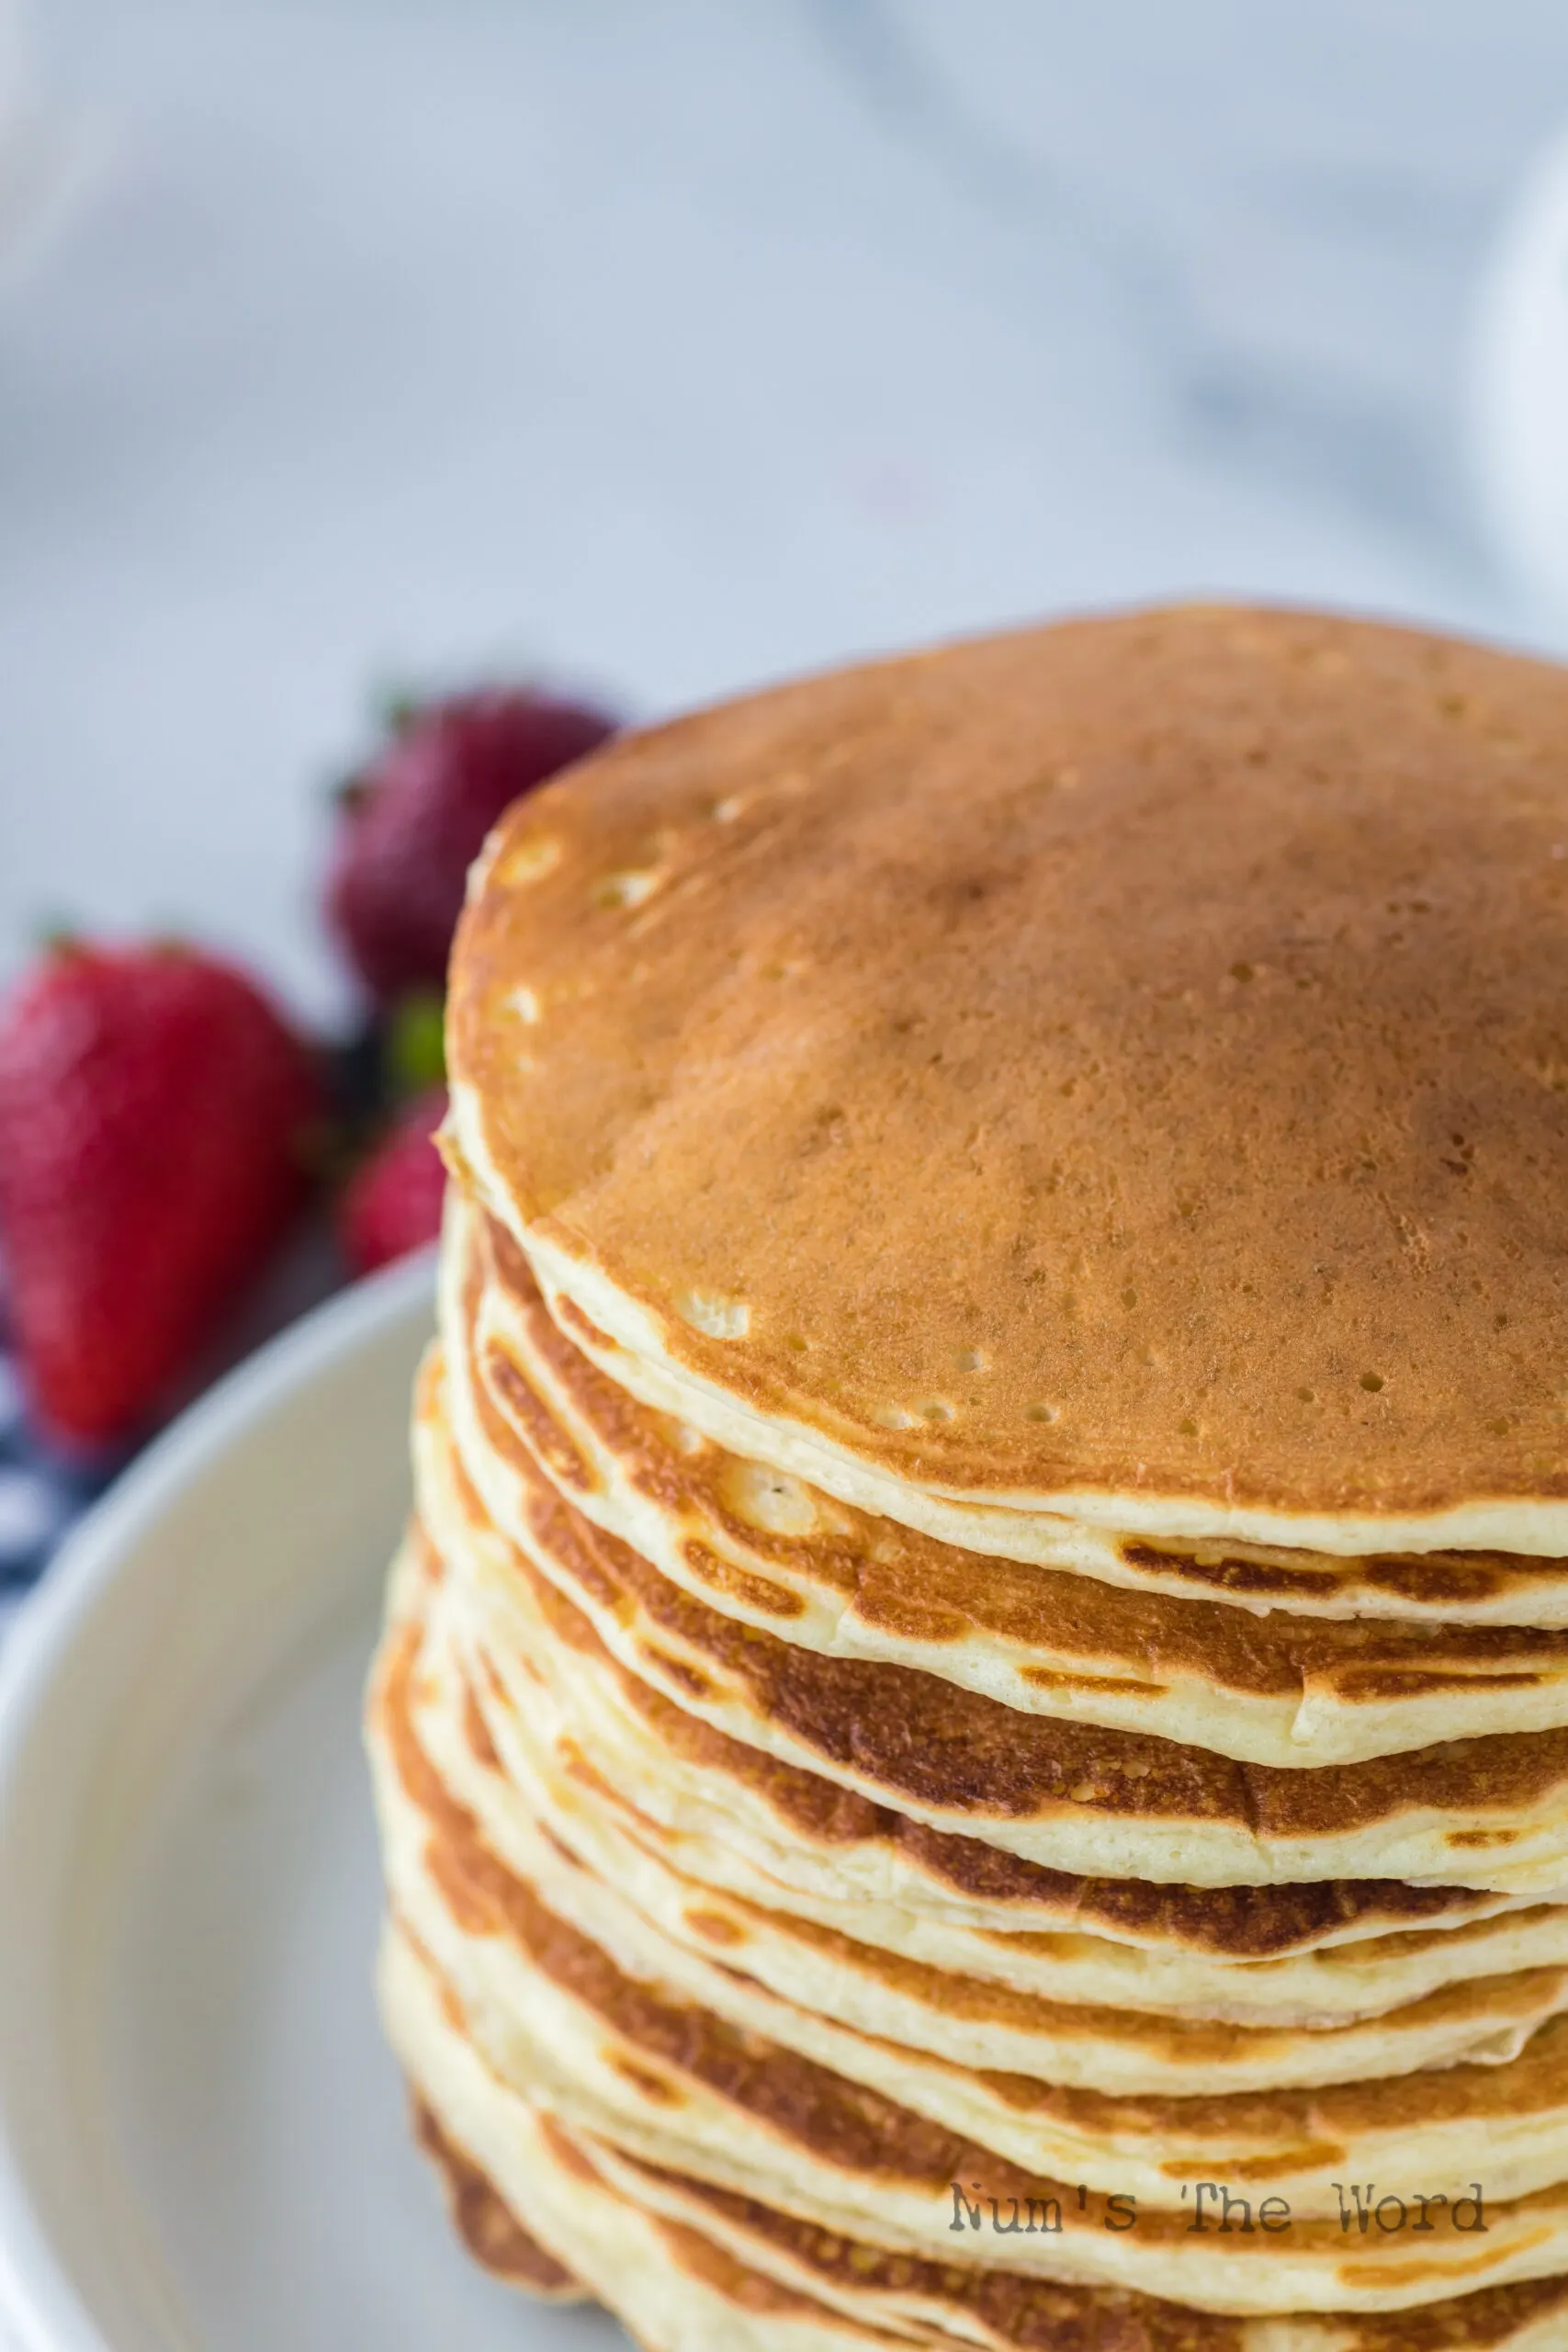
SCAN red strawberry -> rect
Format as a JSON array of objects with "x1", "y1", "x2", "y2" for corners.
[
  {"x1": 326, "y1": 688, "x2": 616, "y2": 1001},
  {"x1": 339, "y1": 1088, "x2": 448, "y2": 1274},
  {"x1": 0, "y1": 942, "x2": 321, "y2": 1445}
]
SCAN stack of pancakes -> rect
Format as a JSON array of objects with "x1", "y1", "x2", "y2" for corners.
[{"x1": 368, "y1": 605, "x2": 1568, "y2": 2349}]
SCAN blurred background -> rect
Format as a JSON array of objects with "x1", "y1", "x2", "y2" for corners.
[
  {"x1": 6, "y1": 0, "x2": 1568, "y2": 1023},
  {"x1": 5, "y1": 0, "x2": 1568, "y2": 1578}
]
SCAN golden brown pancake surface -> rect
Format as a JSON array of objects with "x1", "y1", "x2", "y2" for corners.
[{"x1": 450, "y1": 605, "x2": 1568, "y2": 1528}]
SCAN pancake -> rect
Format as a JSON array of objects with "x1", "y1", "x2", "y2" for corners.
[
  {"x1": 446, "y1": 606, "x2": 1568, "y2": 1557},
  {"x1": 422, "y1": 1344, "x2": 1568, "y2": 1894},
  {"x1": 385, "y1": 1897, "x2": 1568, "y2": 2312},
  {"x1": 447, "y1": 1198, "x2": 1568, "y2": 1764},
  {"x1": 494, "y1": 1233, "x2": 1568, "y2": 1634},
  {"x1": 371, "y1": 1603, "x2": 1568, "y2": 2305},
  {"x1": 411, "y1": 2097, "x2": 583, "y2": 2300},
  {"x1": 451, "y1": 1619, "x2": 1568, "y2": 2027},
  {"x1": 384, "y1": 1924, "x2": 1568, "y2": 2349},
  {"x1": 372, "y1": 1573, "x2": 1568, "y2": 2234},
  {"x1": 402, "y1": 1487, "x2": 1537, "y2": 1964},
  {"x1": 504, "y1": 1240, "x2": 1568, "y2": 1620},
  {"x1": 417, "y1": 1512, "x2": 1568, "y2": 2028},
  {"x1": 401, "y1": 1556, "x2": 1568, "y2": 2098},
  {"x1": 383, "y1": 607, "x2": 1568, "y2": 2342},
  {"x1": 410, "y1": 1503, "x2": 1568, "y2": 2017}
]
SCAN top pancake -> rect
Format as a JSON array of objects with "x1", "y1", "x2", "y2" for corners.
[{"x1": 448, "y1": 605, "x2": 1568, "y2": 1551}]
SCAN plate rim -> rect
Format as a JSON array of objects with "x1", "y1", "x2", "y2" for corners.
[{"x1": 0, "y1": 1248, "x2": 435, "y2": 2352}]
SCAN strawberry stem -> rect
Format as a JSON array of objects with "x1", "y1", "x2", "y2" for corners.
[{"x1": 384, "y1": 989, "x2": 447, "y2": 1097}]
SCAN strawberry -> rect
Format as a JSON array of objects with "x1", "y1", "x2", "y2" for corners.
[
  {"x1": 326, "y1": 687, "x2": 616, "y2": 1001},
  {"x1": 339, "y1": 1088, "x2": 448, "y2": 1274},
  {"x1": 0, "y1": 942, "x2": 321, "y2": 1445}
]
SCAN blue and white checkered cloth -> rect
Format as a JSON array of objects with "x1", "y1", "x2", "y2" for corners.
[{"x1": 0, "y1": 1338, "x2": 115, "y2": 1609}]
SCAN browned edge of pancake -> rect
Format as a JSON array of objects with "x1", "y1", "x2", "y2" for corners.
[
  {"x1": 395, "y1": 1905, "x2": 1568, "y2": 2352},
  {"x1": 613, "y1": 2144, "x2": 1568, "y2": 2352},
  {"x1": 376, "y1": 1606, "x2": 1568, "y2": 2214},
  {"x1": 411, "y1": 2091, "x2": 583, "y2": 2297},
  {"x1": 478, "y1": 1204, "x2": 1568, "y2": 1642},
  {"x1": 405, "y1": 1501, "x2": 1498, "y2": 1962},
  {"x1": 437, "y1": 1349, "x2": 1568, "y2": 1852}
]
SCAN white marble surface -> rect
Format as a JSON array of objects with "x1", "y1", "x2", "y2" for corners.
[{"x1": 4, "y1": 0, "x2": 1568, "y2": 1032}]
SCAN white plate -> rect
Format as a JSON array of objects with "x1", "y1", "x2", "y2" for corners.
[{"x1": 0, "y1": 1254, "x2": 623, "y2": 2352}]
